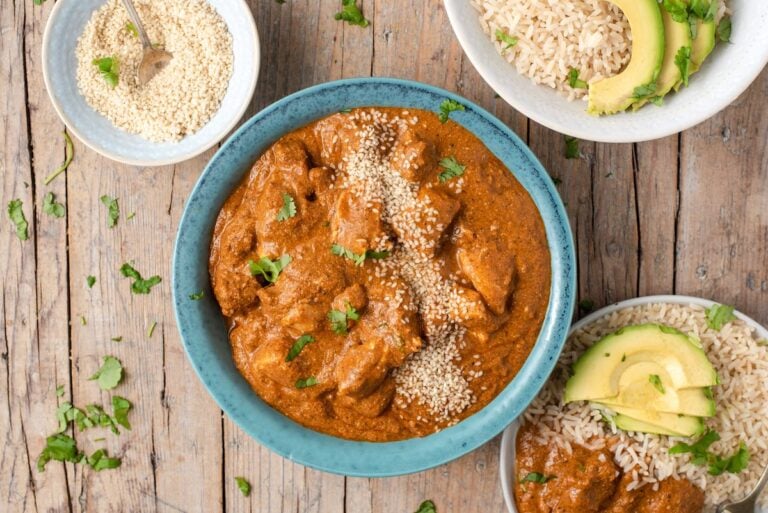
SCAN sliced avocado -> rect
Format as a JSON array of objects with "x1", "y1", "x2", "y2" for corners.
[
  {"x1": 597, "y1": 386, "x2": 716, "y2": 417},
  {"x1": 691, "y1": 19, "x2": 716, "y2": 73},
  {"x1": 587, "y1": 0, "x2": 665, "y2": 115},
  {"x1": 611, "y1": 407, "x2": 705, "y2": 437},
  {"x1": 564, "y1": 324, "x2": 718, "y2": 403}
]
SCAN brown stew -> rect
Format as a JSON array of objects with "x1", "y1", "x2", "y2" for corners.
[{"x1": 209, "y1": 107, "x2": 550, "y2": 441}]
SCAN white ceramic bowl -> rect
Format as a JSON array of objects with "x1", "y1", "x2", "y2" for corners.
[
  {"x1": 445, "y1": 1, "x2": 768, "y2": 143},
  {"x1": 499, "y1": 294, "x2": 768, "y2": 513},
  {"x1": 42, "y1": 0, "x2": 259, "y2": 166}
]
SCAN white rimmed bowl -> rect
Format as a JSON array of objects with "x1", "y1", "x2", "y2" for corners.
[
  {"x1": 42, "y1": 0, "x2": 259, "y2": 166},
  {"x1": 499, "y1": 294, "x2": 768, "y2": 513},
  {"x1": 444, "y1": 0, "x2": 768, "y2": 143}
]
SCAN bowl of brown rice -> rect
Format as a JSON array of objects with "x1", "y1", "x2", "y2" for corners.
[
  {"x1": 42, "y1": 0, "x2": 259, "y2": 166},
  {"x1": 499, "y1": 294, "x2": 768, "y2": 513},
  {"x1": 445, "y1": 0, "x2": 768, "y2": 143}
]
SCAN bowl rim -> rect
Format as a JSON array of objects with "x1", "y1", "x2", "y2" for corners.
[
  {"x1": 444, "y1": 0, "x2": 768, "y2": 143},
  {"x1": 499, "y1": 294, "x2": 768, "y2": 513},
  {"x1": 172, "y1": 76, "x2": 577, "y2": 477},
  {"x1": 40, "y1": 0, "x2": 260, "y2": 167}
]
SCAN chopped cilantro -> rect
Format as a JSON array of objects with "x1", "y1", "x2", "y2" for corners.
[
  {"x1": 37, "y1": 434, "x2": 82, "y2": 472},
  {"x1": 689, "y1": 0, "x2": 717, "y2": 21},
  {"x1": 334, "y1": 0, "x2": 369, "y2": 27},
  {"x1": 147, "y1": 321, "x2": 157, "y2": 338},
  {"x1": 495, "y1": 29, "x2": 518, "y2": 50},
  {"x1": 438, "y1": 156, "x2": 466, "y2": 183},
  {"x1": 43, "y1": 192, "x2": 66, "y2": 218},
  {"x1": 44, "y1": 132, "x2": 75, "y2": 185},
  {"x1": 120, "y1": 262, "x2": 162, "y2": 294},
  {"x1": 189, "y1": 290, "x2": 205, "y2": 300},
  {"x1": 88, "y1": 356, "x2": 123, "y2": 391},
  {"x1": 56, "y1": 385, "x2": 65, "y2": 397},
  {"x1": 100, "y1": 195, "x2": 119, "y2": 228},
  {"x1": 80, "y1": 316, "x2": 87, "y2": 326},
  {"x1": 567, "y1": 68, "x2": 588, "y2": 89},
  {"x1": 276, "y1": 193, "x2": 297, "y2": 221},
  {"x1": 33, "y1": 0, "x2": 47, "y2": 5},
  {"x1": 126, "y1": 212, "x2": 136, "y2": 220},
  {"x1": 125, "y1": 22, "x2": 138, "y2": 37},
  {"x1": 675, "y1": 46, "x2": 692, "y2": 87},
  {"x1": 705, "y1": 303, "x2": 736, "y2": 330},
  {"x1": 328, "y1": 302, "x2": 360, "y2": 334},
  {"x1": 649, "y1": 374, "x2": 666, "y2": 394},
  {"x1": 248, "y1": 255, "x2": 291, "y2": 283},
  {"x1": 662, "y1": 0, "x2": 690, "y2": 23},
  {"x1": 92, "y1": 57, "x2": 119, "y2": 88},
  {"x1": 564, "y1": 136, "x2": 580, "y2": 159},
  {"x1": 414, "y1": 500, "x2": 437, "y2": 513},
  {"x1": 286, "y1": 334, "x2": 315, "y2": 362},
  {"x1": 650, "y1": 96, "x2": 664, "y2": 107},
  {"x1": 111, "y1": 396, "x2": 132, "y2": 430},
  {"x1": 86, "y1": 448, "x2": 121, "y2": 471},
  {"x1": 111, "y1": 336, "x2": 123, "y2": 342},
  {"x1": 717, "y1": 16, "x2": 731, "y2": 42},
  {"x1": 8, "y1": 199, "x2": 29, "y2": 241},
  {"x1": 87, "y1": 275, "x2": 96, "y2": 288},
  {"x1": 670, "y1": 431, "x2": 751, "y2": 476},
  {"x1": 438, "y1": 99, "x2": 465, "y2": 123},
  {"x1": 632, "y1": 81, "x2": 657, "y2": 100},
  {"x1": 757, "y1": 339, "x2": 768, "y2": 347},
  {"x1": 331, "y1": 244, "x2": 389, "y2": 266},
  {"x1": 235, "y1": 476, "x2": 252, "y2": 496},
  {"x1": 520, "y1": 472, "x2": 556, "y2": 484},
  {"x1": 578, "y1": 299, "x2": 595, "y2": 312},
  {"x1": 295, "y1": 376, "x2": 318, "y2": 389}
]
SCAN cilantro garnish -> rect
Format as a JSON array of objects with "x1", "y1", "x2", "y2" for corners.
[
  {"x1": 44, "y1": 131, "x2": 75, "y2": 185},
  {"x1": 92, "y1": 57, "x2": 119, "y2": 88},
  {"x1": 328, "y1": 302, "x2": 360, "y2": 334},
  {"x1": 248, "y1": 255, "x2": 291, "y2": 283},
  {"x1": 147, "y1": 321, "x2": 157, "y2": 338},
  {"x1": 33, "y1": 0, "x2": 47, "y2": 5},
  {"x1": 414, "y1": 500, "x2": 437, "y2": 513},
  {"x1": 649, "y1": 374, "x2": 666, "y2": 394},
  {"x1": 578, "y1": 299, "x2": 594, "y2": 312},
  {"x1": 276, "y1": 193, "x2": 297, "y2": 221},
  {"x1": 80, "y1": 316, "x2": 87, "y2": 326},
  {"x1": 675, "y1": 46, "x2": 692, "y2": 87},
  {"x1": 126, "y1": 212, "x2": 136, "y2": 220},
  {"x1": 286, "y1": 334, "x2": 315, "y2": 362},
  {"x1": 565, "y1": 136, "x2": 580, "y2": 159},
  {"x1": 331, "y1": 244, "x2": 389, "y2": 266},
  {"x1": 295, "y1": 376, "x2": 318, "y2": 389},
  {"x1": 189, "y1": 290, "x2": 204, "y2": 300},
  {"x1": 670, "y1": 431, "x2": 751, "y2": 476},
  {"x1": 125, "y1": 22, "x2": 138, "y2": 37},
  {"x1": 88, "y1": 356, "x2": 123, "y2": 390},
  {"x1": 567, "y1": 68, "x2": 588, "y2": 89},
  {"x1": 112, "y1": 396, "x2": 132, "y2": 430},
  {"x1": 520, "y1": 472, "x2": 556, "y2": 484},
  {"x1": 662, "y1": 0, "x2": 690, "y2": 23},
  {"x1": 437, "y1": 99, "x2": 465, "y2": 123},
  {"x1": 100, "y1": 195, "x2": 119, "y2": 228},
  {"x1": 632, "y1": 81, "x2": 657, "y2": 100},
  {"x1": 111, "y1": 336, "x2": 123, "y2": 342},
  {"x1": 650, "y1": 96, "x2": 664, "y2": 107},
  {"x1": 717, "y1": 16, "x2": 731, "y2": 43},
  {"x1": 495, "y1": 29, "x2": 518, "y2": 50},
  {"x1": 37, "y1": 434, "x2": 82, "y2": 472},
  {"x1": 334, "y1": 0, "x2": 369, "y2": 27},
  {"x1": 7, "y1": 199, "x2": 29, "y2": 240},
  {"x1": 87, "y1": 275, "x2": 96, "y2": 288},
  {"x1": 120, "y1": 262, "x2": 162, "y2": 294},
  {"x1": 689, "y1": 0, "x2": 717, "y2": 21},
  {"x1": 56, "y1": 385, "x2": 65, "y2": 397},
  {"x1": 235, "y1": 476, "x2": 252, "y2": 496},
  {"x1": 705, "y1": 303, "x2": 736, "y2": 330},
  {"x1": 43, "y1": 192, "x2": 66, "y2": 218},
  {"x1": 86, "y1": 449, "x2": 122, "y2": 471},
  {"x1": 438, "y1": 156, "x2": 466, "y2": 183}
]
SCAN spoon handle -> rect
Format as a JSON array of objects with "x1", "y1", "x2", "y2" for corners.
[
  {"x1": 120, "y1": 0, "x2": 152, "y2": 50},
  {"x1": 747, "y1": 463, "x2": 768, "y2": 502}
]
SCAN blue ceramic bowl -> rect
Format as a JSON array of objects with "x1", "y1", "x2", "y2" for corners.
[
  {"x1": 172, "y1": 78, "x2": 576, "y2": 477},
  {"x1": 41, "y1": 0, "x2": 259, "y2": 166}
]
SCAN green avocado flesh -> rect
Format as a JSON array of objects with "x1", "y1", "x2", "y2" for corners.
[
  {"x1": 691, "y1": 19, "x2": 716, "y2": 73},
  {"x1": 613, "y1": 410, "x2": 705, "y2": 437},
  {"x1": 587, "y1": 0, "x2": 665, "y2": 115}
]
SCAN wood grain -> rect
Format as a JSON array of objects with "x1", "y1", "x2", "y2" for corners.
[{"x1": 1, "y1": 0, "x2": 766, "y2": 512}]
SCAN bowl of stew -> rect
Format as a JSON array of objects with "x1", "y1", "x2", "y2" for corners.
[{"x1": 172, "y1": 78, "x2": 576, "y2": 476}]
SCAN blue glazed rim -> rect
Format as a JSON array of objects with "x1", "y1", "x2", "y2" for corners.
[{"x1": 172, "y1": 77, "x2": 576, "y2": 477}]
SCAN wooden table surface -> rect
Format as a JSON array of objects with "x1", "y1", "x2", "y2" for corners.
[{"x1": 2, "y1": 1, "x2": 767, "y2": 512}]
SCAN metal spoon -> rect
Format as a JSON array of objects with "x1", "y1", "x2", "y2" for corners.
[
  {"x1": 716, "y1": 463, "x2": 768, "y2": 513},
  {"x1": 120, "y1": 0, "x2": 172, "y2": 85}
]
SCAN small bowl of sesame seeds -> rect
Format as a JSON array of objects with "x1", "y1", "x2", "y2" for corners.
[{"x1": 42, "y1": 0, "x2": 259, "y2": 166}]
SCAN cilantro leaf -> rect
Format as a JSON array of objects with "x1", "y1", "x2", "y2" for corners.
[
  {"x1": 662, "y1": 0, "x2": 690, "y2": 23},
  {"x1": 189, "y1": 290, "x2": 204, "y2": 300},
  {"x1": 37, "y1": 434, "x2": 83, "y2": 472},
  {"x1": 520, "y1": 472, "x2": 556, "y2": 484},
  {"x1": 295, "y1": 376, "x2": 318, "y2": 389},
  {"x1": 438, "y1": 156, "x2": 466, "y2": 183},
  {"x1": 286, "y1": 334, "x2": 315, "y2": 362},
  {"x1": 675, "y1": 46, "x2": 692, "y2": 87},
  {"x1": 7, "y1": 199, "x2": 29, "y2": 240},
  {"x1": 56, "y1": 402, "x2": 73, "y2": 433},
  {"x1": 120, "y1": 262, "x2": 162, "y2": 294},
  {"x1": 276, "y1": 193, "x2": 297, "y2": 221},
  {"x1": 328, "y1": 302, "x2": 359, "y2": 334},
  {"x1": 248, "y1": 255, "x2": 291, "y2": 283},
  {"x1": 100, "y1": 195, "x2": 119, "y2": 228},
  {"x1": 717, "y1": 16, "x2": 731, "y2": 43},
  {"x1": 671, "y1": 431, "x2": 750, "y2": 476},
  {"x1": 92, "y1": 57, "x2": 119, "y2": 88},
  {"x1": 125, "y1": 22, "x2": 138, "y2": 37},
  {"x1": 111, "y1": 336, "x2": 123, "y2": 342},
  {"x1": 334, "y1": 0, "x2": 369, "y2": 27},
  {"x1": 649, "y1": 374, "x2": 666, "y2": 394},
  {"x1": 331, "y1": 244, "x2": 389, "y2": 266},
  {"x1": 34, "y1": 0, "x2": 47, "y2": 5},
  {"x1": 44, "y1": 132, "x2": 75, "y2": 185},
  {"x1": 43, "y1": 192, "x2": 66, "y2": 218},
  {"x1": 438, "y1": 99, "x2": 465, "y2": 123},
  {"x1": 414, "y1": 500, "x2": 437, "y2": 513},
  {"x1": 56, "y1": 384, "x2": 65, "y2": 397},
  {"x1": 495, "y1": 29, "x2": 518, "y2": 50},
  {"x1": 86, "y1": 449, "x2": 121, "y2": 471},
  {"x1": 85, "y1": 404, "x2": 120, "y2": 435},
  {"x1": 235, "y1": 476, "x2": 252, "y2": 496},
  {"x1": 689, "y1": 0, "x2": 717, "y2": 21},
  {"x1": 564, "y1": 136, "x2": 580, "y2": 159},
  {"x1": 87, "y1": 275, "x2": 96, "y2": 288},
  {"x1": 567, "y1": 68, "x2": 588, "y2": 89},
  {"x1": 88, "y1": 356, "x2": 123, "y2": 391},
  {"x1": 650, "y1": 96, "x2": 664, "y2": 107},
  {"x1": 147, "y1": 321, "x2": 157, "y2": 338},
  {"x1": 705, "y1": 303, "x2": 736, "y2": 330},
  {"x1": 632, "y1": 81, "x2": 657, "y2": 100},
  {"x1": 111, "y1": 396, "x2": 132, "y2": 430}
]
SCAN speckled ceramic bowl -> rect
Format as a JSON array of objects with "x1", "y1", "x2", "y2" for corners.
[
  {"x1": 42, "y1": 0, "x2": 259, "y2": 166},
  {"x1": 172, "y1": 78, "x2": 576, "y2": 477}
]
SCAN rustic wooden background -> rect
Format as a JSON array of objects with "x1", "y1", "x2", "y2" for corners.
[{"x1": 2, "y1": 0, "x2": 767, "y2": 512}]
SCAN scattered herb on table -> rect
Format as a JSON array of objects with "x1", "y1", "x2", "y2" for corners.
[
  {"x1": 276, "y1": 193, "x2": 297, "y2": 221},
  {"x1": 235, "y1": 476, "x2": 252, "y2": 496},
  {"x1": 56, "y1": 385, "x2": 65, "y2": 397},
  {"x1": 43, "y1": 192, "x2": 66, "y2": 218},
  {"x1": 126, "y1": 212, "x2": 136, "y2": 220},
  {"x1": 437, "y1": 99, "x2": 465, "y2": 123},
  {"x1": 717, "y1": 16, "x2": 732, "y2": 43},
  {"x1": 37, "y1": 434, "x2": 82, "y2": 472},
  {"x1": 567, "y1": 68, "x2": 588, "y2": 89},
  {"x1": 120, "y1": 262, "x2": 162, "y2": 294},
  {"x1": 189, "y1": 290, "x2": 204, "y2": 300},
  {"x1": 92, "y1": 57, "x2": 120, "y2": 88},
  {"x1": 87, "y1": 275, "x2": 96, "y2": 288},
  {"x1": 8, "y1": 199, "x2": 29, "y2": 240},
  {"x1": 649, "y1": 374, "x2": 666, "y2": 394},
  {"x1": 286, "y1": 334, "x2": 315, "y2": 362},
  {"x1": 670, "y1": 430, "x2": 751, "y2": 476},
  {"x1": 248, "y1": 255, "x2": 291, "y2": 283},
  {"x1": 414, "y1": 500, "x2": 437, "y2": 513},
  {"x1": 88, "y1": 356, "x2": 123, "y2": 391},
  {"x1": 80, "y1": 316, "x2": 87, "y2": 326},
  {"x1": 495, "y1": 29, "x2": 518, "y2": 51},
  {"x1": 111, "y1": 336, "x2": 123, "y2": 342},
  {"x1": 328, "y1": 302, "x2": 360, "y2": 335},
  {"x1": 705, "y1": 303, "x2": 736, "y2": 330},
  {"x1": 334, "y1": 0, "x2": 369, "y2": 27},
  {"x1": 86, "y1": 448, "x2": 122, "y2": 471},
  {"x1": 44, "y1": 132, "x2": 75, "y2": 185},
  {"x1": 674, "y1": 46, "x2": 692, "y2": 87},
  {"x1": 295, "y1": 376, "x2": 318, "y2": 389},
  {"x1": 33, "y1": 0, "x2": 47, "y2": 5},
  {"x1": 100, "y1": 195, "x2": 120, "y2": 228},
  {"x1": 564, "y1": 136, "x2": 580, "y2": 159},
  {"x1": 147, "y1": 321, "x2": 157, "y2": 338},
  {"x1": 521, "y1": 472, "x2": 556, "y2": 484},
  {"x1": 578, "y1": 299, "x2": 594, "y2": 312},
  {"x1": 111, "y1": 396, "x2": 132, "y2": 430},
  {"x1": 125, "y1": 22, "x2": 138, "y2": 37},
  {"x1": 438, "y1": 156, "x2": 466, "y2": 183}
]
